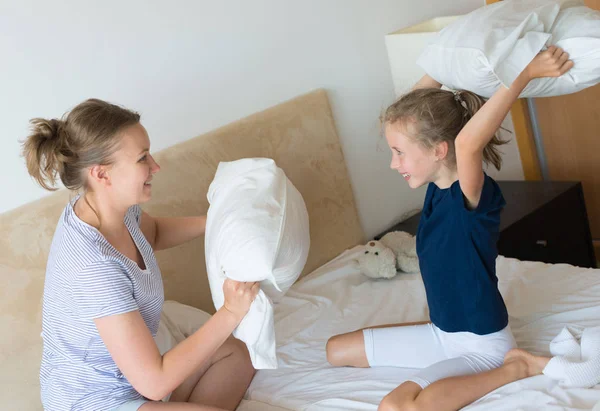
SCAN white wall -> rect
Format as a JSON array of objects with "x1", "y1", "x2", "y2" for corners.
[{"x1": 0, "y1": 0, "x2": 523, "y2": 239}]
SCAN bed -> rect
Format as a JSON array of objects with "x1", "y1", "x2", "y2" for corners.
[
  {"x1": 233, "y1": 247, "x2": 600, "y2": 410},
  {"x1": 3, "y1": 88, "x2": 600, "y2": 410}
]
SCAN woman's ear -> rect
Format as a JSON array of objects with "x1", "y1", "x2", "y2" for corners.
[{"x1": 88, "y1": 165, "x2": 112, "y2": 187}]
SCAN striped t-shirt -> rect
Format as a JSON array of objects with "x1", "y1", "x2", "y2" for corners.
[{"x1": 40, "y1": 196, "x2": 164, "y2": 410}]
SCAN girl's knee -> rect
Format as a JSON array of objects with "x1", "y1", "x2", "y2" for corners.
[
  {"x1": 378, "y1": 394, "x2": 419, "y2": 411},
  {"x1": 325, "y1": 334, "x2": 346, "y2": 366},
  {"x1": 378, "y1": 395, "x2": 397, "y2": 411},
  {"x1": 379, "y1": 381, "x2": 423, "y2": 411},
  {"x1": 326, "y1": 331, "x2": 368, "y2": 367}
]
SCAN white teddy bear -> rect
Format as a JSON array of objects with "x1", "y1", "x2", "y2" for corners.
[{"x1": 356, "y1": 231, "x2": 419, "y2": 279}]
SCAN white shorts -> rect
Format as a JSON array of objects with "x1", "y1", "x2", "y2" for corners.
[{"x1": 363, "y1": 322, "x2": 516, "y2": 389}]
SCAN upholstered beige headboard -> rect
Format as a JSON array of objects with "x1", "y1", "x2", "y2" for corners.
[{"x1": 0, "y1": 89, "x2": 365, "y2": 410}]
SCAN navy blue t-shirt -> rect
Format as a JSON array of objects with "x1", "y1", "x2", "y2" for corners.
[{"x1": 416, "y1": 174, "x2": 508, "y2": 335}]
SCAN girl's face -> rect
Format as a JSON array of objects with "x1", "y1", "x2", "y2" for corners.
[
  {"x1": 105, "y1": 123, "x2": 161, "y2": 206},
  {"x1": 385, "y1": 121, "x2": 442, "y2": 189}
]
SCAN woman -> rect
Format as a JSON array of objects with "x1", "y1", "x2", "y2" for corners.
[{"x1": 23, "y1": 98, "x2": 259, "y2": 411}]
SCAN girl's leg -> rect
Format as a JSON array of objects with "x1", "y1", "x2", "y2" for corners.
[
  {"x1": 378, "y1": 348, "x2": 550, "y2": 411},
  {"x1": 326, "y1": 329, "x2": 370, "y2": 368},
  {"x1": 166, "y1": 337, "x2": 256, "y2": 410},
  {"x1": 326, "y1": 321, "x2": 434, "y2": 368}
]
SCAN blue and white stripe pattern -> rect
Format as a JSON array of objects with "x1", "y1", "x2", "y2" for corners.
[{"x1": 40, "y1": 196, "x2": 164, "y2": 410}]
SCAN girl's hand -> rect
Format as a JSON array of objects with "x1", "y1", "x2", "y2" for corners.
[
  {"x1": 222, "y1": 279, "x2": 260, "y2": 322},
  {"x1": 524, "y1": 45, "x2": 574, "y2": 81}
]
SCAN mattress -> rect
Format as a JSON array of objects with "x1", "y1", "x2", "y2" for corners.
[{"x1": 236, "y1": 246, "x2": 600, "y2": 410}]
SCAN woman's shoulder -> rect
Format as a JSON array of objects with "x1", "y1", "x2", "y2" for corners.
[{"x1": 49, "y1": 201, "x2": 116, "y2": 271}]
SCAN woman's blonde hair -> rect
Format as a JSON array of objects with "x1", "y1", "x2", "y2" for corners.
[
  {"x1": 382, "y1": 88, "x2": 508, "y2": 170},
  {"x1": 22, "y1": 99, "x2": 140, "y2": 191}
]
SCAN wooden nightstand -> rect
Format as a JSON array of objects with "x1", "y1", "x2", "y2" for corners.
[{"x1": 375, "y1": 181, "x2": 597, "y2": 268}]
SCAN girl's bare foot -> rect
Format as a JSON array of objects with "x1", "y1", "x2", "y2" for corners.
[{"x1": 504, "y1": 348, "x2": 550, "y2": 378}]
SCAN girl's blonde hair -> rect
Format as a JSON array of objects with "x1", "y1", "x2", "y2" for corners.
[
  {"x1": 382, "y1": 88, "x2": 508, "y2": 170},
  {"x1": 22, "y1": 99, "x2": 140, "y2": 191}
]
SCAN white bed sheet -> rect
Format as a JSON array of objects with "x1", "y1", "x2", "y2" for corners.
[{"x1": 237, "y1": 246, "x2": 600, "y2": 411}]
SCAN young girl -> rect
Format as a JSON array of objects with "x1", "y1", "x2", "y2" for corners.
[
  {"x1": 23, "y1": 99, "x2": 259, "y2": 411},
  {"x1": 326, "y1": 46, "x2": 573, "y2": 411}
]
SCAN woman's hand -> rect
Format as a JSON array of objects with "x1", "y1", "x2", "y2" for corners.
[
  {"x1": 222, "y1": 279, "x2": 260, "y2": 322},
  {"x1": 524, "y1": 45, "x2": 574, "y2": 81}
]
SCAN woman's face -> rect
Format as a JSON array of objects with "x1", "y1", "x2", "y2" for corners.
[{"x1": 105, "y1": 123, "x2": 161, "y2": 206}]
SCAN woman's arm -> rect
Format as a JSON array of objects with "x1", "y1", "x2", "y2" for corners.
[
  {"x1": 94, "y1": 279, "x2": 259, "y2": 401},
  {"x1": 455, "y1": 46, "x2": 573, "y2": 209},
  {"x1": 140, "y1": 211, "x2": 206, "y2": 251}
]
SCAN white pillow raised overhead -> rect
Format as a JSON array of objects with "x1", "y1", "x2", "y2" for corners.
[
  {"x1": 204, "y1": 158, "x2": 310, "y2": 369},
  {"x1": 417, "y1": 0, "x2": 600, "y2": 98}
]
